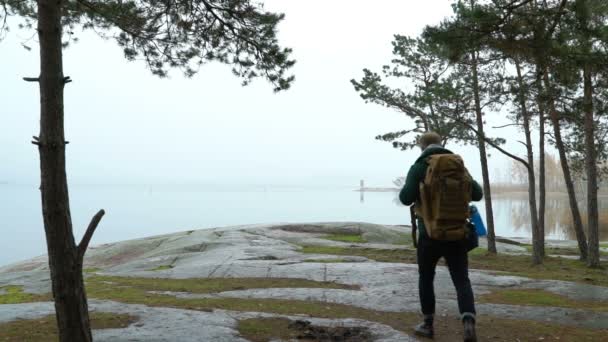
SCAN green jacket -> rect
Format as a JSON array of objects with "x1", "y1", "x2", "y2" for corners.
[{"x1": 399, "y1": 145, "x2": 484, "y2": 239}]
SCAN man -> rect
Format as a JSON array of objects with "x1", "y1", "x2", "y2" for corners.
[{"x1": 399, "y1": 132, "x2": 483, "y2": 341}]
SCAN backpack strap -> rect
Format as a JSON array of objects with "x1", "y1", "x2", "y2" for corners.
[{"x1": 410, "y1": 205, "x2": 418, "y2": 248}]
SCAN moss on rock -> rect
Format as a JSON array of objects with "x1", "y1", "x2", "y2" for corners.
[{"x1": 0, "y1": 285, "x2": 51, "y2": 304}]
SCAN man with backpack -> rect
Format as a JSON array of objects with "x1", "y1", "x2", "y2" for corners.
[{"x1": 399, "y1": 132, "x2": 483, "y2": 342}]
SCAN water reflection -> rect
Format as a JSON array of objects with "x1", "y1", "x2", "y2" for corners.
[
  {"x1": 391, "y1": 191, "x2": 608, "y2": 240},
  {"x1": 492, "y1": 194, "x2": 608, "y2": 241}
]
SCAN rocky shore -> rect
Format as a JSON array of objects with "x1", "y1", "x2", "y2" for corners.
[{"x1": 1, "y1": 222, "x2": 607, "y2": 341}]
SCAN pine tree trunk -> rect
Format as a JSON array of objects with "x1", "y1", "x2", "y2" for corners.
[
  {"x1": 542, "y1": 68, "x2": 588, "y2": 261},
  {"x1": 471, "y1": 51, "x2": 496, "y2": 254},
  {"x1": 536, "y1": 76, "x2": 546, "y2": 258},
  {"x1": 516, "y1": 61, "x2": 542, "y2": 264},
  {"x1": 37, "y1": 0, "x2": 93, "y2": 340},
  {"x1": 583, "y1": 64, "x2": 600, "y2": 267}
]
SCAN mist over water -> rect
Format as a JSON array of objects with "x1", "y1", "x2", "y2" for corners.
[{"x1": 2, "y1": 184, "x2": 606, "y2": 266}]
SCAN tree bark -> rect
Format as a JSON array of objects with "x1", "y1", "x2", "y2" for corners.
[
  {"x1": 471, "y1": 51, "x2": 497, "y2": 254},
  {"x1": 583, "y1": 63, "x2": 600, "y2": 267},
  {"x1": 536, "y1": 71, "x2": 546, "y2": 258},
  {"x1": 516, "y1": 60, "x2": 542, "y2": 264},
  {"x1": 37, "y1": 0, "x2": 93, "y2": 340},
  {"x1": 542, "y1": 68, "x2": 588, "y2": 260},
  {"x1": 578, "y1": 0, "x2": 600, "y2": 267}
]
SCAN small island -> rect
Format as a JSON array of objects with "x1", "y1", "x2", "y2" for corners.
[{"x1": 355, "y1": 180, "x2": 399, "y2": 192}]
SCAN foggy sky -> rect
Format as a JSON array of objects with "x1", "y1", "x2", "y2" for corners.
[{"x1": 1, "y1": 0, "x2": 521, "y2": 188}]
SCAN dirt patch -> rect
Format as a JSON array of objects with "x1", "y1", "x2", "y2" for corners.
[
  {"x1": 240, "y1": 255, "x2": 280, "y2": 261},
  {"x1": 304, "y1": 258, "x2": 364, "y2": 263},
  {"x1": 237, "y1": 314, "x2": 608, "y2": 342},
  {"x1": 146, "y1": 265, "x2": 174, "y2": 271},
  {"x1": 238, "y1": 318, "x2": 371, "y2": 342},
  {"x1": 289, "y1": 320, "x2": 372, "y2": 341}
]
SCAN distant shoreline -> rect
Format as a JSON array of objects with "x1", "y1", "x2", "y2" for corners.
[
  {"x1": 493, "y1": 190, "x2": 608, "y2": 198},
  {"x1": 354, "y1": 187, "x2": 399, "y2": 192}
]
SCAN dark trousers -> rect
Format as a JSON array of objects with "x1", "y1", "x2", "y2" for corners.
[{"x1": 417, "y1": 237, "x2": 476, "y2": 316}]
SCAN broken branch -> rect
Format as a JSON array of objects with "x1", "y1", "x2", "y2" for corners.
[{"x1": 78, "y1": 209, "x2": 105, "y2": 261}]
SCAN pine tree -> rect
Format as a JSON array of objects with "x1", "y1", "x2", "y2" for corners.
[
  {"x1": 1, "y1": 1, "x2": 294, "y2": 341},
  {"x1": 351, "y1": 35, "x2": 476, "y2": 150}
]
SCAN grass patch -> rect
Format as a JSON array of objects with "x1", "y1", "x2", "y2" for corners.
[
  {"x1": 524, "y1": 246, "x2": 608, "y2": 257},
  {"x1": 470, "y1": 253, "x2": 608, "y2": 287},
  {"x1": 323, "y1": 233, "x2": 367, "y2": 243},
  {"x1": 468, "y1": 247, "x2": 488, "y2": 257},
  {"x1": 147, "y1": 265, "x2": 174, "y2": 271},
  {"x1": 0, "y1": 312, "x2": 137, "y2": 342},
  {"x1": 300, "y1": 245, "x2": 416, "y2": 263},
  {"x1": 237, "y1": 314, "x2": 608, "y2": 342},
  {"x1": 87, "y1": 275, "x2": 359, "y2": 295},
  {"x1": 303, "y1": 258, "x2": 358, "y2": 263},
  {"x1": 76, "y1": 275, "x2": 608, "y2": 341},
  {"x1": 480, "y1": 289, "x2": 608, "y2": 312},
  {"x1": 0, "y1": 285, "x2": 51, "y2": 304},
  {"x1": 84, "y1": 267, "x2": 102, "y2": 273},
  {"x1": 238, "y1": 318, "x2": 295, "y2": 342},
  {"x1": 299, "y1": 245, "x2": 608, "y2": 287}
]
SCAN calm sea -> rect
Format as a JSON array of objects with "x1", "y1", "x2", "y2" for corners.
[{"x1": 1, "y1": 184, "x2": 605, "y2": 266}]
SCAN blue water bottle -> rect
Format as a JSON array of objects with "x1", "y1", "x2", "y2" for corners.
[{"x1": 470, "y1": 205, "x2": 487, "y2": 237}]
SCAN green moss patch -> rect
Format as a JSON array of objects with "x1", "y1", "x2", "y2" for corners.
[
  {"x1": 147, "y1": 265, "x2": 174, "y2": 271},
  {"x1": 87, "y1": 275, "x2": 359, "y2": 295},
  {"x1": 299, "y1": 244, "x2": 608, "y2": 287},
  {"x1": 0, "y1": 312, "x2": 137, "y2": 342},
  {"x1": 0, "y1": 285, "x2": 51, "y2": 304},
  {"x1": 479, "y1": 289, "x2": 608, "y2": 312},
  {"x1": 468, "y1": 247, "x2": 488, "y2": 257},
  {"x1": 304, "y1": 258, "x2": 359, "y2": 263},
  {"x1": 238, "y1": 318, "x2": 295, "y2": 341},
  {"x1": 323, "y1": 233, "x2": 367, "y2": 243},
  {"x1": 300, "y1": 245, "x2": 416, "y2": 263},
  {"x1": 469, "y1": 253, "x2": 608, "y2": 287},
  {"x1": 524, "y1": 246, "x2": 608, "y2": 257},
  {"x1": 84, "y1": 267, "x2": 102, "y2": 274},
  {"x1": 80, "y1": 275, "x2": 607, "y2": 341}
]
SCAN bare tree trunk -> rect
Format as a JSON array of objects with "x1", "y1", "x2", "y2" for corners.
[
  {"x1": 542, "y1": 68, "x2": 588, "y2": 260},
  {"x1": 36, "y1": 0, "x2": 102, "y2": 340},
  {"x1": 536, "y1": 75, "x2": 546, "y2": 258},
  {"x1": 471, "y1": 51, "x2": 497, "y2": 254},
  {"x1": 583, "y1": 64, "x2": 600, "y2": 267},
  {"x1": 516, "y1": 61, "x2": 542, "y2": 264}
]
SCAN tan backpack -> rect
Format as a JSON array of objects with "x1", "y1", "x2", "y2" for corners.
[{"x1": 416, "y1": 154, "x2": 472, "y2": 241}]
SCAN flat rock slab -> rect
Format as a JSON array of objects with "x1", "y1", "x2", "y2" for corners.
[
  {"x1": 1, "y1": 222, "x2": 607, "y2": 340},
  {"x1": 1, "y1": 301, "x2": 414, "y2": 342}
]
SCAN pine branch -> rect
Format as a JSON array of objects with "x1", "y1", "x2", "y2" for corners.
[{"x1": 453, "y1": 117, "x2": 530, "y2": 170}]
